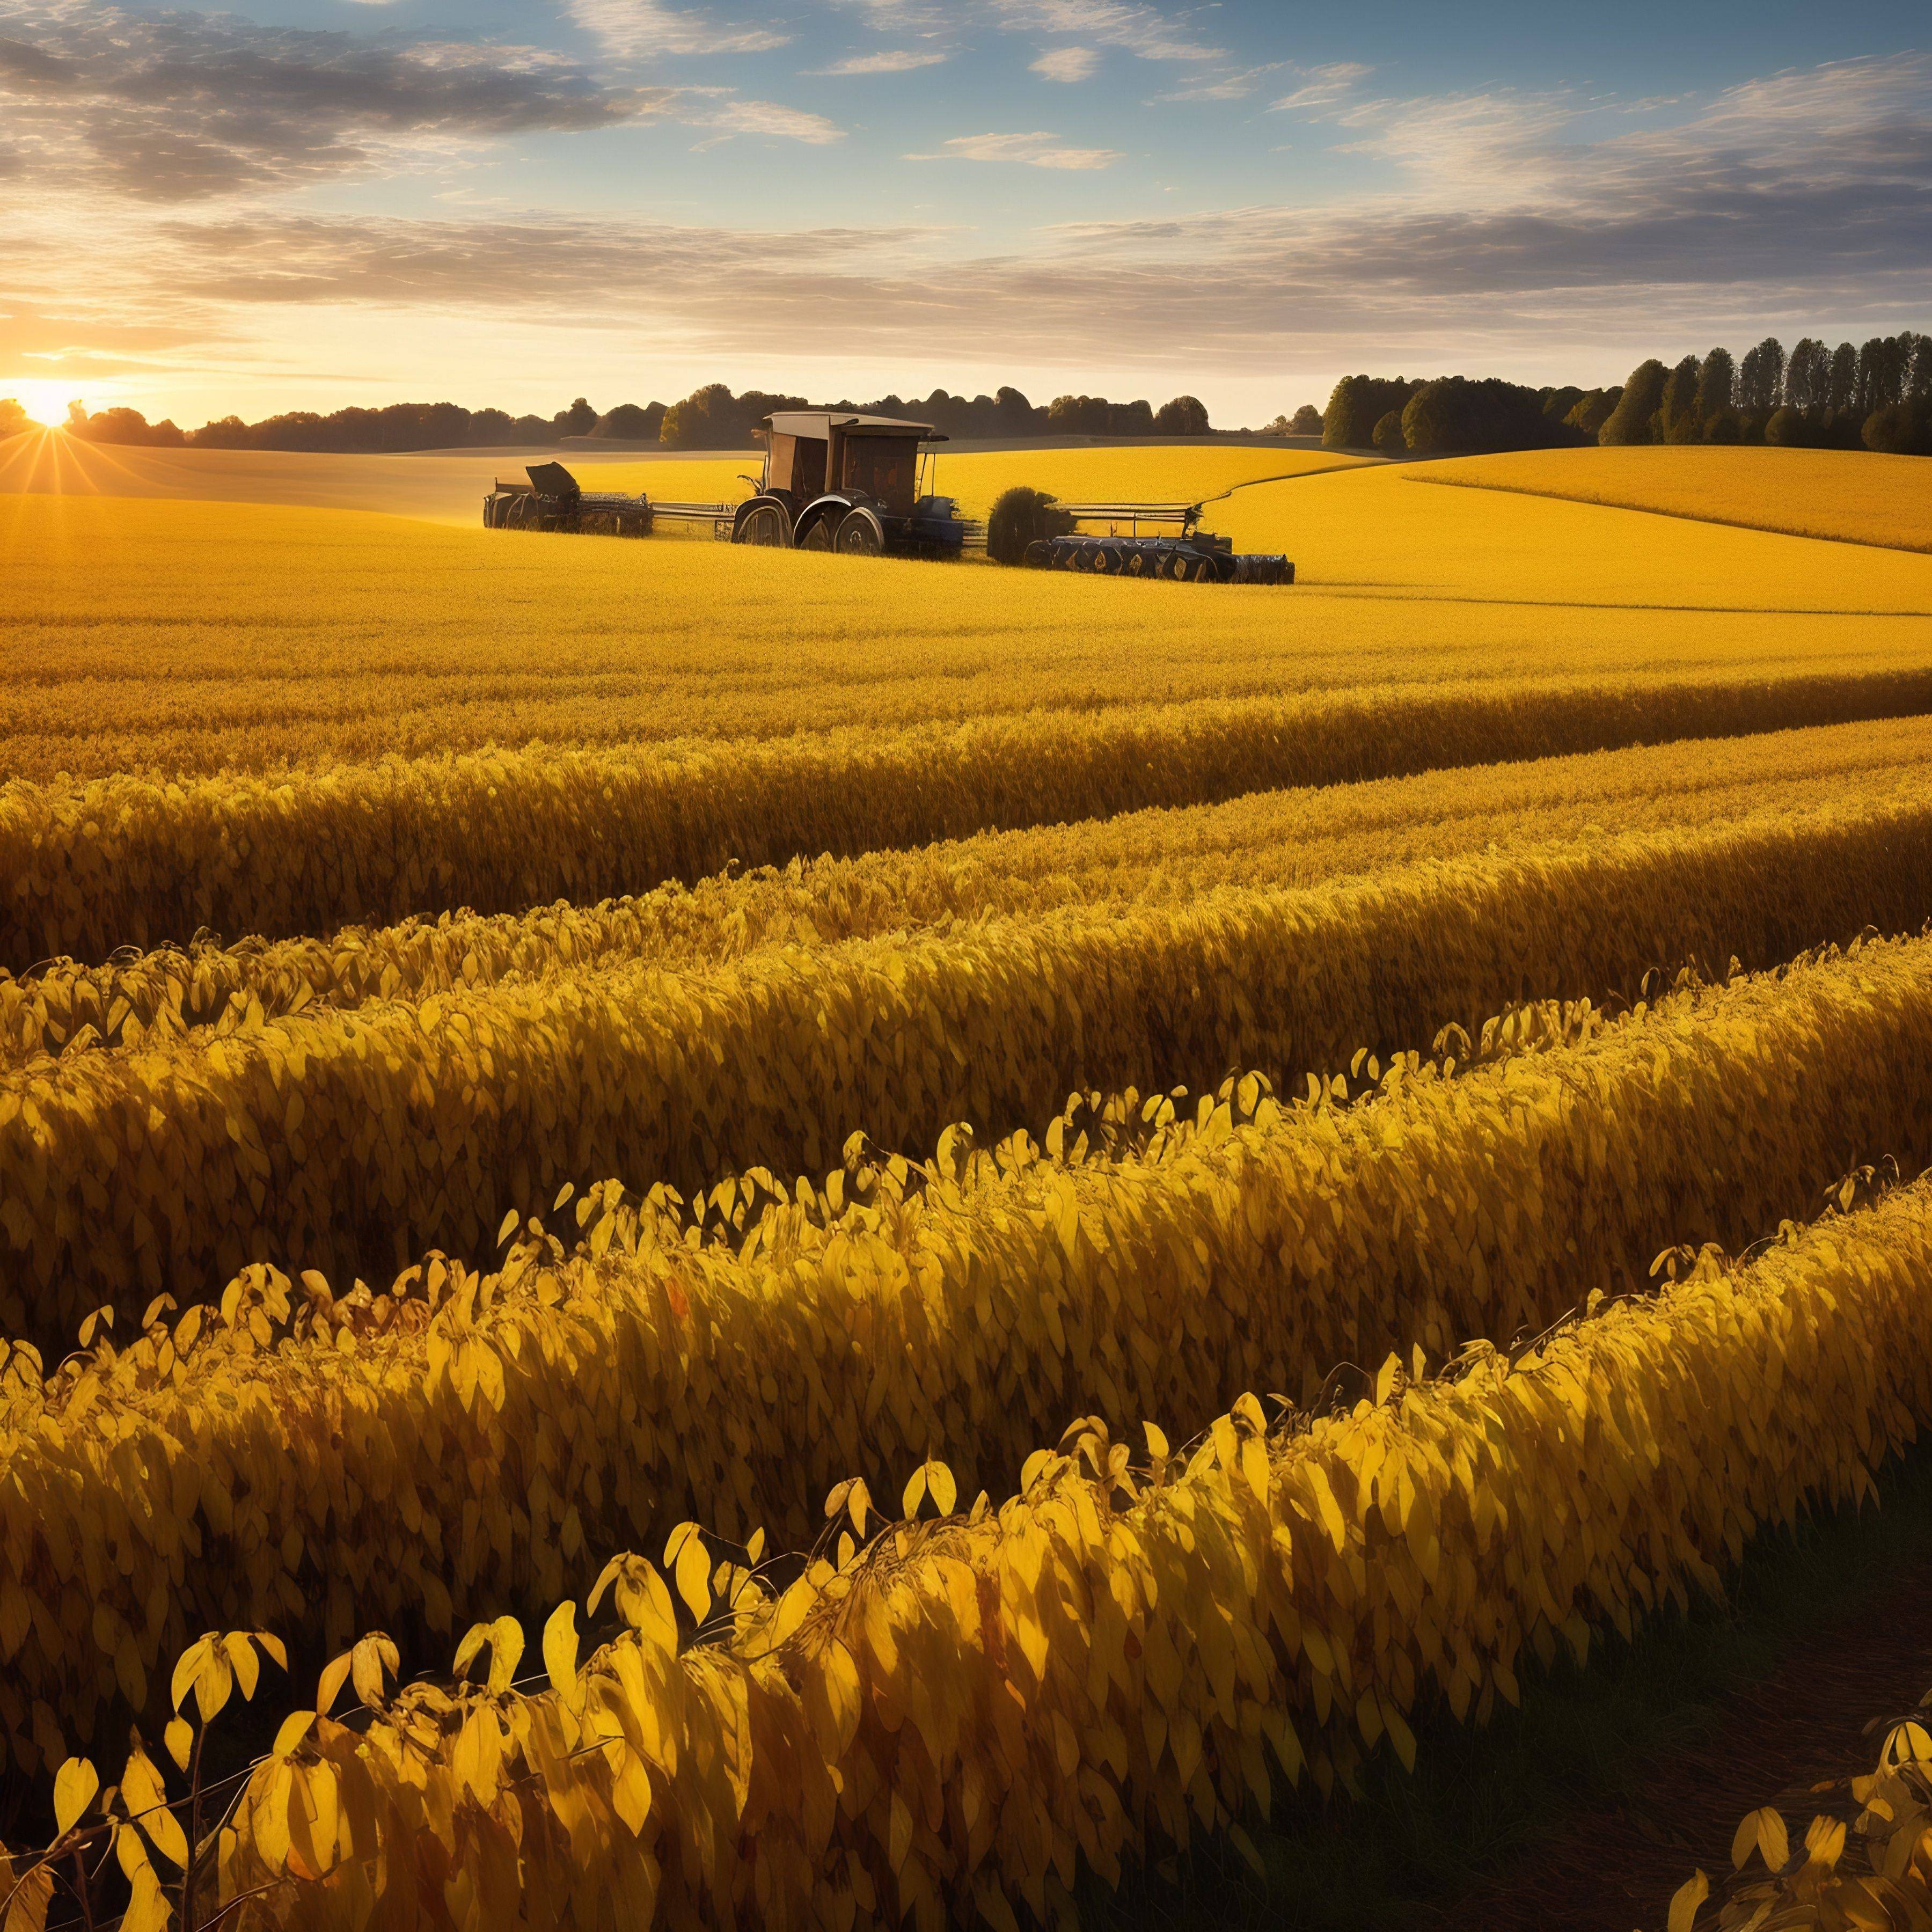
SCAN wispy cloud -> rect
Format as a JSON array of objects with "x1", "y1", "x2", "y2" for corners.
[
  {"x1": 1269, "y1": 62, "x2": 1372, "y2": 113},
  {"x1": 560, "y1": 0, "x2": 789, "y2": 60},
  {"x1": 1030, "y1": 47, "x2": 1098, "y2": 83},
  {"x1": 1152, "y1": 62, "x2": 1283, "y2": 104},
  {"x1": 809, "y1": 48, "x2": 950, "y2": 74},
  {"x1": 986, "y1": 0, "x2": 1221, "y2": 63},
  {"x1": 906, "y1": 129, "x2": 1123, "y2": 168}
]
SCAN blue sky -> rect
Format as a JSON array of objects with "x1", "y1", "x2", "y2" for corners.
[{"x1": 1, "y1": 0, "x2": 1927, "y2": 426}]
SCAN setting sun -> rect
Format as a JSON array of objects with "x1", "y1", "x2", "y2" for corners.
[{"x1": 8, "y1": 380, "x2": 78, "y2": 427}]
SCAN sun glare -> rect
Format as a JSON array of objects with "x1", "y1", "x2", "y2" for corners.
[{"x1": 10, "y1": 380, "x2": 78, "y2": 427}]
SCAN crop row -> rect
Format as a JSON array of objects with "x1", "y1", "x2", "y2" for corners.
[
  {"x1": 9, "y1": 797, "x2": 1932, "y2": 1333},
  {"x1": 8, "y1": 714, "x2": 1931, "y2": 1064},
  {"x1": 10, "y1": 666, "x2": 1932, "y2": 965},
  {"x1": 170, "y1": 1173, "x2": 1932, "y2": 1931},
  {"x1": 6, "y1": 936, "x2": 1932, "y2": 1761}
]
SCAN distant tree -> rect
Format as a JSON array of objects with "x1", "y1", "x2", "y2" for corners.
[
  {"x1": 1735, "y1": 338, "x2": 1785, "y2": 413},
  {"x1": 0, "y1": 398, "x2": 28, "y2": 438},
  {"x1": 1372, "y1": 409, "x2": 1408, "y2": 455},
  {"x1": 1702, "y1": 408, "x2": 1743, "y2": 444},
  {"x1": 1400, "y1": 376, "x2": 1581, "y2": 455},
  {"x1": 65, "y1": 405, "x2": 187, "y2": 447},
  {"x1": 1598, "y1": 360, "x2": 1668, "y2": 444},
  {"x1": 1695, "y1": 348, "x2": 1736, "y2": 420},
  {"x1": 1658, "y1": 355, "x2": 1702, "y2": 442},
  {"x1": 1764, "y1": 406, "x2": 1809, "y2": 447},
  {"x1": 1863, "y1": 397, "x2": 1932, "y2": 457},
  {"x1": 1323, "y1": 375, "x2": 1421, "y2": 449},
  {"x1": 1565, "y1": 387, "x2": 1621, "y2": 436},
  {"x1": 592, "y1": 402, "x2": 666, "y2": 440},
  {"x1": 994, "y1": 386, "x2": 1043, "y2": 434},
  {"x1": 1910, "y1": 337, "x2": 1932, "y2": 402},
  {"x1": 986, "y1": 486, "x2": 1074, "y2": 565},
  {"x1": 1784, "y1": 339, "x2": 1828, "y2": 414},
  {"x1": 1289, "y1": 404, "x2": 1323, "y2": 435},
  {"x1": 1153, "y1": 394, "x2": 1210, "y2": 435},
  {"x1": 554, "y1": 397, "x2": 598, "y2": 437},
  {"x1": 659, "y1": 384, "x2": 741, "y2": 448},
  {"x1": 1827, "y1": 342, "x2": 1858, "y2": 414},
  {"x1": 1111, "y1": 398, "x2": 1156, "y2": 436}
]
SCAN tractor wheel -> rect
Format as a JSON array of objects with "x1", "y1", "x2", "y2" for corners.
[
  {"x1": 1023, "y1": 540, "x2": 1055, "y2": 569},
  {"x1": 736, "y1": 502, "x2": 791, "y2": 547},
  {"x1": 1095, "y1": 543, "x2": 1124, "y2": 574},
  {"x1": 798, "y1": 517, "x2": 833, "y2": 552},
  {"x1": 836, "y1": 507, "x2": 885, "y2": 556}
]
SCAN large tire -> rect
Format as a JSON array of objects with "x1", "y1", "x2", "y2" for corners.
[
  {"x1": 835, "y1": 507, "x2": 885, "y2": 556},
  {"x1": 735, "y1": 501, "x2": 792, "y2": 547},
  {"x1": 1023, "y1": 540, "x2": 1054, "y2": 569}
]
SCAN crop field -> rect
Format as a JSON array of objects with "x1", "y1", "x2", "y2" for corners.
[{"x1": 5, "y1": 441, "x2": 1932, "y2": 1931}]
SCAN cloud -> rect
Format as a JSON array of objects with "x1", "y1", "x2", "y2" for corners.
[
  {"x1": 0, "y1": 1, "x2": 676, "y2": 201},
  {"x1": 1030, "y1": 47, "x2": 1098, "y2": 83},
  {"x1": 987, "y1": 1, "x2": 1220, "y2": 63},
  {"x1": 809, "y1": 49, "x2": 950, "y2": 74},
  {"x1": 704, "y1": 97, "x2": 844, "y2": 141},
  {"x1": 907, "y1": 129, "x2": 1123, "y2": 168},
  {"x1": 1151, "y1": 63, "x2": 1283, "y2": 104},
  {"x1": 559, "y1": 0, "x2": 789, "y2": 58},
  {"x1": 1269, "y1": 63, "x2": 1371, "y2": 113}
]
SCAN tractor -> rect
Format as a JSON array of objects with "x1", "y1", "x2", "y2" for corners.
[{"x1": 731, "y1": 411, "x2": 980, "y2": 558}]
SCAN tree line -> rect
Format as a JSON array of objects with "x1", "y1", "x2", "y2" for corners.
[
  {"x1": 6, "y1": 384, "x2": 1221, "y2": 454},
  {"x1": 1322, "y1": 329, "x2": 1931, "y2": 457}
]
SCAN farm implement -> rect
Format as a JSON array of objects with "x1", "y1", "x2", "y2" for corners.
[
  {"x1": 1023, "y1": 501, "x2": 1294, "y2": 583},
  {"x1": 483, "y1": 462, "x2": 735, "y2": 537}
]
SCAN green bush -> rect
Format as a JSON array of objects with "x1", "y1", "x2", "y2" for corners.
[
  {"x1": 986, "y1": 486, "x2": 1074, "y2": 566},
  {"x1": 1372, "y1": 410, "x2": 1408, "y2": 456}
]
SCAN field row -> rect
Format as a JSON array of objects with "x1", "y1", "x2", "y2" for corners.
[
  {"x1": 6, "y1": 472, "x2": 1932, "y2": 786},
  {"x1": 13, "y1": 668, "x2": 1932, "y2": 970},
  {"x1": 8, "y1": 788, "x2": 1932, "y2": 1338},
  {"x1": 8, "y1": 715, "x2": 1932, "y2": 1062},
  {"x1": 6, "y1": 935, "x2": 1931, "y2": 1759},
  {"x1": 118, "y1": 1172, "x2": 1932, "y2": 1931}
]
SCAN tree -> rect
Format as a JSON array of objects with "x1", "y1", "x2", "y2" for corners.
[
  {"x1": 1736, "y1": 338, "x2": 1785, "y2": 414},
  {"x1": 1702, "y1": 408, "x2": 1742, "y2": 444},
  {"x1": 1910, "y1": 338, "x2": 1932, "y2": 402},
  {"x1": 1289, "y1": 404, "x2": 1323, "y2": 435},
  {"x1": 1565, "y1": 387, "x2": 1621, "y2": 436},
  {"x1": 1153, "y1": 394, "x2": 1210, "y2": 435},
  {"x1": 1323, "y1": 375, "x2": 1419, "y2": 449},
  {"x1": 1694, "y1": 347, "x2": 1736, "y2": 420},
  {"x1": 0, "y1": 398, "x2": 27, "y2": 438},
  {"x1": 1863, "y1": 398, "x2": 1932, "y2": 457},
  {"x1": 985, "y1": 486, "x2": 1073, "y2": 565},
  {"x1": 1598, "y1": 360, "x2": 1668, "y2": 444},
  {"x1": 659, "y1": 383, "x2": 741, "y2": 448},
  {"x1": 591, "y1": 402, "x2": 665, "y2": 440},
  {"x1": 1372, "y1": 409, "x2": 1407, "y2": 455},
  {"x1": 1827, "y1": 342, "x2": 1858, "y2": 414},
  {"x1": 1765, "y1": 406, "x2": 1809, "y2": 447},
  {"x1": 64, "y1": 405, "x2": 187, "y2": 447},
  {"x1": 1400, "y1": 376, "x2": 1579, "y2": 455},
  {"x1": 1784, "y1": 339, "x2": 1828, "y2": 414},
  {"x1": 554, "y1": 397, "x2": 597, "y2": 437},
  {"x1": 1658, "y1": 355, "x2": 1701, "y2": 442}
]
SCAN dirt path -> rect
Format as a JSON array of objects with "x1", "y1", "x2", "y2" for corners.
[{"x1": 1411, "y1": 1552, "x2": 1932, "y2": 1931}]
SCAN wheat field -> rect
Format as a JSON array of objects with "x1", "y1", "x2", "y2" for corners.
[{"x1": 5, "y1": 441, "x2": 1932, "y2": 1931}]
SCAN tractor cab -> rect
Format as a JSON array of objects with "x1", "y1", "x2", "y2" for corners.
[{"x1": 734, "y1": 411, "x2": 976, "y2": 559}]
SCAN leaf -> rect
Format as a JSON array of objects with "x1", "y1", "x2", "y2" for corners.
[
  {"x1": 163, "y1": 1718, "x2": 193, "y2": 1773},
  {"x1": 1143, "y1": 1422, "x2": 1169, "y2": 1462},
  {"x1": 348, "y1": 1635, "x2": 398, "y2": 1711},
  {"x1": 170, "y1": 1636, "x2": 213, "y2": 1716},
  {"x1": 1667, "y1": 1870, "x2": 1709, "y2": 1932},
  {"x1": 496, "y1": 1208, "x2": 519, "y2": 1247},
  {"x1": 901, "y1": 1467, "x2": 927, "y2": 1519},
  {"x1": 543, "y1": 1601, "x2": 580, "y2": 1702},
  {"x1": 254, "y1": 1631, "x2": 288, "y2": 1672},
  {"x1": 223, "y1": 1633, "x2": 260, "y2": 1702},
  {"x1": 272, "y1": 1712, "x2": 316, "y2": 1759},
  {"x1": 2, "y1": 1860, "x2": 54, "y2": 1932},
  {"x1": 316, "y1": 1652, "x2": 353, "y2": 1716},
  {"x1": 53, "y1": 1758, "x2": 99, "y2": 1837},
  {"x1": 924, "y1": 1460, "x2": 957, "y2": 1516}
]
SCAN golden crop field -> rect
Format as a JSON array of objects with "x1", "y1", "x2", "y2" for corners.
[
  {"x1": 6, "y1": 437, "x2": 1932, "y2": 1932},
  {"x1": 1413, "y1": 444, "x2": 1932, "y2": 553}
]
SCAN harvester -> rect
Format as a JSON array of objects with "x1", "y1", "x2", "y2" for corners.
[
  {"x1": 1022, "y1": 502, "x2": 1293, "y2": 583},
  {"x1": 729, "y1": 411, "x2": 980, "y2": 558}
]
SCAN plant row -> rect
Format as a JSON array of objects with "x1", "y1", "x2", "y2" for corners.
[
  {"x1": 9, "y1": 664, "x2": 1932, "y2": 965},
  {"x1": 8, "y1": 937, "x2": 1932, "y2": 1763},
  {"x1": 24, "y1": 1165, "x2": 1932, "y2": 1931},
  {"x1": 9, "y1": 796, "x2": 1932, "y2": 1332}
]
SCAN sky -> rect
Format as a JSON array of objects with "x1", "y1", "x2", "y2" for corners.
[{"x1": 1, "y1": 0, "x2": 1929, "y2": 429}]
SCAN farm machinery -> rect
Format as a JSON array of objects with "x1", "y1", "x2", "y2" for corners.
[
  {"x1": 1023, "y1": 502, "x2": 1293, "y2": 583},
  {"x1": 482, "y1": 462, "x2": 734, "y2": 537}
]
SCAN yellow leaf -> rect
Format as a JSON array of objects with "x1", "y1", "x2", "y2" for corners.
[
  {"x1": 925, "y1": 1461, "x2": 957, "y2": 1516},
  {"x1": 272, "y1": 1713, "x2": 316, "y2": 1759},
  {"x1": 1143, "y1": 1422, "x2": 1169, "y2": 1461},
  {"x1": 170, "y1": 1637, "x2": 213, "y2": 1716},
  {"x1": 1667, "y1": 1870, "x2": 1709, "y2": 1932},
  {"x1": 254, "y1": 1631, "x2": 288, "y2": 1673},
  {"x1": 316, "y1": 1652, "x2": 353, "y2": 1716},
  {"x1": 901, "y1": 1468, "x2": 927, "y2": 1519},
  {"x1": 121, "y1": 1747, "x2": 187, "y2": 1870},
  {"x1": 223, "y1": 1633, "x2": 260, "y2": 1702},
  {"x1": 163, "y1": 1719, "x2": 193, "y2": 1773},
  {"x1": 543, "y1": 1601, "x2": 580, "y2": 1702},
  {"x1": 53, "y1": 1758, "x2": 99, "y2": 1836}
]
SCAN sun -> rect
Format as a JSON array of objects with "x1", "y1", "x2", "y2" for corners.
[{"x1": 8, "y1": 379, "x2": 81, "y2": 427}]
